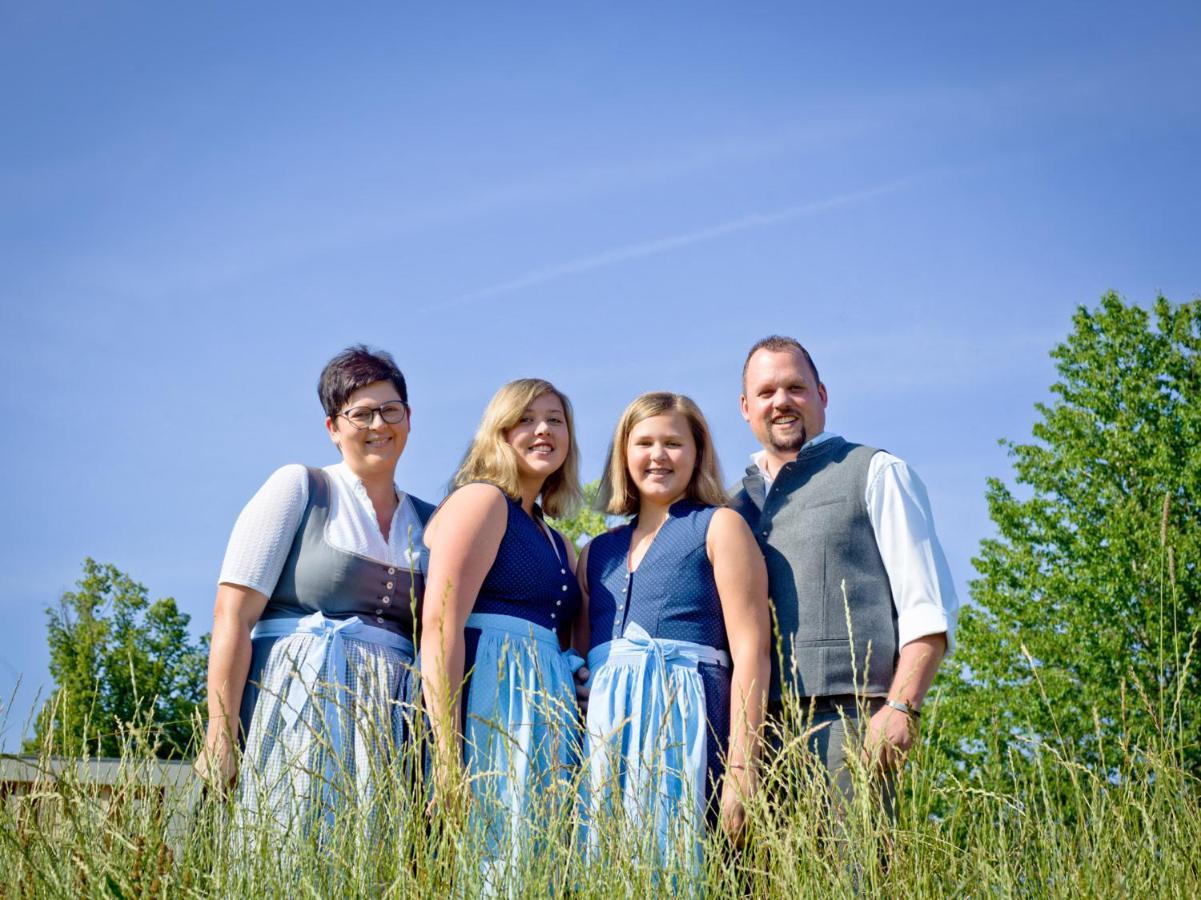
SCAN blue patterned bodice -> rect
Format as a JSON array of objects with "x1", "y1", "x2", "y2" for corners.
[
  {"x1": 472, "y1": 491, "x2": 581, "y2": 632},
  {"x1": 585, "y1": 501, "x2": 727, "y2": 651}
]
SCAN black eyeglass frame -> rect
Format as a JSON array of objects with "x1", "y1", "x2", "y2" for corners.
[{"x1": 336, "y1": 401, "x2": 409, "y2": 430}]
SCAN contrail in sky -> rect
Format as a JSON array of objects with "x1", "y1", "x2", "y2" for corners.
[{"x1": 428, "y1": 177, "x2": 917, "y2": 311}]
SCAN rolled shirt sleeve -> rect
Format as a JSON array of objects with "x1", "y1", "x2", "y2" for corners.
[
  {"x1": 218, "y1": 464, "x2": 309, "y2": 597},
  {"x1": 865, "y1": 453, "x2": 958, "y2": 653}
]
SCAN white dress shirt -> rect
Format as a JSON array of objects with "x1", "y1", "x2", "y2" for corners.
[
  {"x1": 752, "y1": 432, "x2": 958, "y2": 651},
  {"x1": 219, "y1": 461, "x2": 428, "y2": 597}
]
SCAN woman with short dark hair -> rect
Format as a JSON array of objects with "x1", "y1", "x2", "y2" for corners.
[{"x1": 196, "y1": 345, "x2": 434, "y2": 828}]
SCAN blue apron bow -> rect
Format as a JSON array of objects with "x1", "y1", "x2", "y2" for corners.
[
  {"x1": 250, "y1": 611, "x2": 415, "y2": 818},
  {"x1": 583, "y1": 622, "x2": 730, "y2": 867},
  {"x1": 587, "y1": 622, "x2": 730, "y2": 679}
]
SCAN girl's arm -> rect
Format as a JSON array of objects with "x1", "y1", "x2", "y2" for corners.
[
  {"x1": 571, "y1": 539, "x2": 592, "y2": 656},
  {"x1": 708, "y1": 507, "x2": 771, "y2": 845},
  {"x1": 568, "y1": 539, "x2": 595, "y2": 711},
  {"x1": 420, "y1": 483, "x2": 508, "y2": 796}
]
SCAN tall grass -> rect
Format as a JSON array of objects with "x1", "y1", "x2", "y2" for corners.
[{"x1": 4, "y1": 679, "x2": 1199, "y2": 899}]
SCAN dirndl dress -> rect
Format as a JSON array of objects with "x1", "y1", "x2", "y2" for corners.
[
  {"x1": 581, "y1": 501, "x2": 731, "y2": 873},
  {"x1": 452, "y1": 490, "x2": 583, "y2": 891},
  {"x1": 235, "y1": 467, "x2": 434, "y2": 832}
]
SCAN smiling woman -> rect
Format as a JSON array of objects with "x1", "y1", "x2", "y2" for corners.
[
  {"x1": 420, "y1": 378, "x2": 585, "y2": 889},
  {"x1": 577, "y1": 392, "x2": 770, "y2": 871},
  {"x1": 195, "y1": 345, "x2": 435, "y2": 831}
]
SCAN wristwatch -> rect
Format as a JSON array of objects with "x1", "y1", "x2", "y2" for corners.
[{"x1": 885, "y1": 698, "x2": 921, "y2": 720}]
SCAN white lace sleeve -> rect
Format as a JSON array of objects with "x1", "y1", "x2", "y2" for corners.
[{"x1": 218, "y1": 464, "x2": 310, "y2": 596}]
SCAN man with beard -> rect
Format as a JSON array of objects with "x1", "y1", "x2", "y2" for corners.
[{"x1": 730, "y1": 335, "x2": 957, "y2": 815}]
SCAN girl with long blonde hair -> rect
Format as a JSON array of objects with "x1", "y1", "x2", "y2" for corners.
[
  {"x1": 421, "y1": 377, "x2": 584, "y2": 885},
  {"x1": 576, "y1": 391, "x2": 770, "y2": 868}
]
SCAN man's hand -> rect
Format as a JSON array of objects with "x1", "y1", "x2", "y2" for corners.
[
  {"x1": 863, "y1": 704, "x2": 916, "y2": 771},
  {"x1": 574, "y1": 665, "x2": 590, "y2": 714}
]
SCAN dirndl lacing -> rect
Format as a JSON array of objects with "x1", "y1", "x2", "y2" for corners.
[
  {"x1": 462, "y1": 612, "x2": 585, "y2": 891},
  {"x1": 241, "y1": 611, "x2": 416, "y2": 828},
  {"x1": 582, "y1": 622, "x2": 730, "y2": 870}
]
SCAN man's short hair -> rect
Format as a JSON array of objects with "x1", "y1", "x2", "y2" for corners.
[
  {"x1": 741, "y1": 335, "x2": 821, "y2": 390},
  {"x1": 318, "y1": 345, "x2": 408, "y2": 418}
]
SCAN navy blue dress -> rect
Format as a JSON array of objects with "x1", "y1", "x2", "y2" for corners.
[
  {"x1": 583, "y1": 500, "x2": 732, "y2": 863},
  {"x1": 451, "y1": 486, "x2": 584, "y2": 886}
]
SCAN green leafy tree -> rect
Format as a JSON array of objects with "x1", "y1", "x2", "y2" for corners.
[
  {"x1": 935, "y1": 293, "x2": 1200, "y2": 778},
  {"x1": 549, "y1": 480, "x2": 611, "y2": 547},
  {"x1": 26, "y1": 558, "x2": 208, "y2": 759}
]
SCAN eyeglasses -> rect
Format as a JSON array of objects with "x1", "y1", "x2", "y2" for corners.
[{"x1": 338, "y1": 401, "x2": 409, "y2": 430}]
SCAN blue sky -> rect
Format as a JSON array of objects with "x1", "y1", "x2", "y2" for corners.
[{"x1": 2, "y1": 3, "x2": 1199, "y2": 749}]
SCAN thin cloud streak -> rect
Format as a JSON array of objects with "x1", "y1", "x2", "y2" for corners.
[
  {"x1": 429, "y1": 178, "x2": 918, "y2": 312},
  {"x1": 43, "y1": 130, "x2": 859, "y2": 301}
]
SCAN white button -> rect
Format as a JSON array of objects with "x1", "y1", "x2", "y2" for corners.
[
  {"x1": 556, "y1": 600, "x2": 562, "y2": 606},
  {"x1": 382, "y1": 597, "x2": 392, "y2": 606},
  {"x1": 560, "y1": 568, "x2": 566, "y2": 575},
  {"x1": 551, "y1": 613, "x2": 557, "y2": 620},
  {"x1": 621, "y1": 587, "x2": 627, "y2": 594},
  {"x1": 387, "y1": 567, "x2": 396, "y2": 575},
  {"x1": 561, "y1": 584, "x2": 568, "y2": 592},
  {"x1": 386, "y1": 581, "x2": 394, "y2": 590},
  {"x1": 376, "y1": 616, "x2": 384, "y2": 624}
]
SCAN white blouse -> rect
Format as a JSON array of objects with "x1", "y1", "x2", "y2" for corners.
[{"x1": 218, "y1": 461, "x2": 429, "y2": 597}]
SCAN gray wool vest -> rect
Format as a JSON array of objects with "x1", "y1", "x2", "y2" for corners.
[{"x1": 730, "y1": 437, "x2": 898, "y2": 702}]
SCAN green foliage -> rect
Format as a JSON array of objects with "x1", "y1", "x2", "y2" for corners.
[
  {"x1": 549, "y1": 479, "x2": 612, "y2": 546},
  {"x1": 936, "y1": 293, "x2": 1201, "y2": 778},
  {"x1": 25, "y1": 558, "x2": 208, "y2": 760}
]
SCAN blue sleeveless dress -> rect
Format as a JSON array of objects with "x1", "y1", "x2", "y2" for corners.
[
  {"x1": 455, "y1": 488, "x2": 584, "y2": 888},
  {"x1": 237, "y1": 467, "x2": 434, "y2": 828},
  {"x1": 582, "y1": 500, "x2": 731, "y2": 869}
]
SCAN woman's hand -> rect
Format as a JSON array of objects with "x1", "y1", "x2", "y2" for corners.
[
  {"x1": 573, "y1": 666, "x2": 591, "y2": 714},
  {"x1": 425, "y1": 756, "x2": 469, "y2": 825},
  {"x1": 720, "y1": 773, "x2": 753, "y2": 847},
  {"x1": 193, "y1": 733, "x2": 237, "y2": 792}
]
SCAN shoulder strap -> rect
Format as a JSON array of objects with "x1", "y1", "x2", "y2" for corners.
[
  {"x1": 303, "y1": 466, "x2": 329, "y2": 508},
  {"x1": 408, "y1": 494, "x2": 437, "y2": 527}
]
